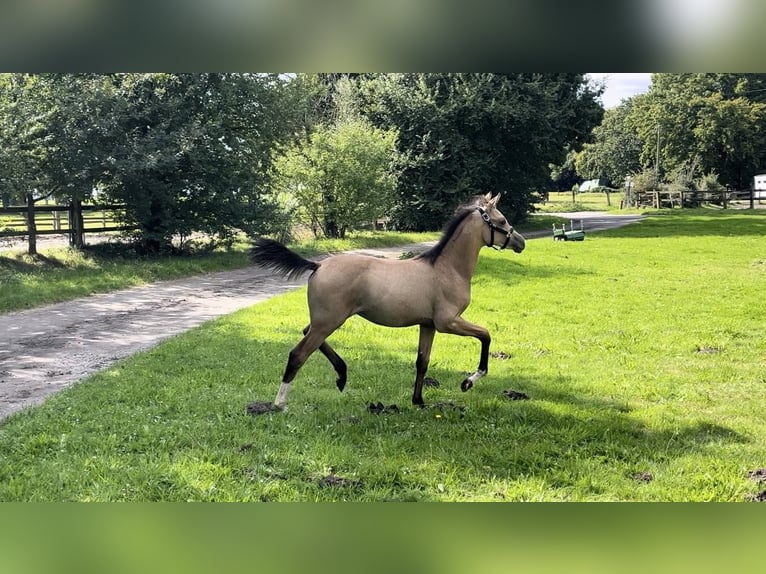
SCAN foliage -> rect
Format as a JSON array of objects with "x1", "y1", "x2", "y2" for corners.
[
  {"x1": 0, "y1": 74, "x2": 304, "y2": 254},
  {"x1": 629, "y1": 74, "x2": 766, "y2": 190},
  {"x1": 695, "y1": 171, "x2": 726, "y2": 192},
  {"x1": 575, "y1": 100, "x2": 642, "y2": 187},
  {"x1": 100, "y1": 74, "x2": 302, "y2": 253},
  {"x1": 357, "y1": 73, "x2": 604, "y2": 230},
  {"x1": 629, "y1": 168, "x2": 660, "y2": 193},
  {"x1": 0, "y1": 74, "x2": 111, "y2": 206},
  {"x1": 1, "y1": 211, "x2": 765, "y2": 501},
  {"x1": 272, "y1": 116, "x2": 400, "y2": 238},
  {"x1": 548, "y1": 149, "x2": 581, "y2": 192}
]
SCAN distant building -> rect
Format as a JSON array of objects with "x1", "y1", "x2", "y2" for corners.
[
  {"x1": 578, "y1": 178, "x2": 608, "y2": 192},
  {"x1": 754, "y1": 174, "x2": 766, "y2": 199}
]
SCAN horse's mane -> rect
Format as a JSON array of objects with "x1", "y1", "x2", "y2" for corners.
[{"x1": 416, "y1": 196, "x2": 484, "y2": 266}]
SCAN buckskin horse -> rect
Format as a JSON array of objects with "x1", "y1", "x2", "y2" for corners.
[{"x1": 247, "y1": 192, "x2": 525, "y2": 413}]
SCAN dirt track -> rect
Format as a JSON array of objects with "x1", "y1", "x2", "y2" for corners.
[{"x1": 0, "y1": 212, "x2": 643, "y2": 420}]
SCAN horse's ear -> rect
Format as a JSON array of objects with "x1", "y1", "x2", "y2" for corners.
[
  {"x1": 483, "y1": 192, "x2": 493, "y2": 203},
  {"x1": 489, "y1": 193, "x2": 501, "y2": 207}
]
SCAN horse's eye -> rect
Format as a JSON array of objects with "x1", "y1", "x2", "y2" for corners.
[{"x1": 498, "y1": 218, "x2": 507, "y2": 226}]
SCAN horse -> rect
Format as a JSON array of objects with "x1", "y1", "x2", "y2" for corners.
[{"x1": 247, "y1": 192, "x2": 525, "y2": 413}]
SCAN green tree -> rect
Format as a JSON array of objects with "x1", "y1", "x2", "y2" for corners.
[
  {"x1": 356, "y1": 73, "x2": 603, "y2": 230},
  {"x1": 0, "y1": 74, "x2": 112, "y2": 252},
  {"x1": 549, "y1": 149, "x2": 581, "y2": 192},
  {"x1": 101, "y1": 73, "x2": 301, "y2": 253},
  {"x1": 630, "y1": 74, "x2": 766, "y2": 190},
  {"x1": 273, "y1": 116, "x2": 399, "y2": 238},
  {"x1": 575, "y1": 99, "x2": 643, "y2": 187}
]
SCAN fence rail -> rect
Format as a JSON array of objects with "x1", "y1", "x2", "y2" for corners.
[
  {"x1": 0, "y1": 202, "x2": 136, "y2": 251},
  {"x1": 631, "y1": 189, "x2": 764, "y2": 209}
]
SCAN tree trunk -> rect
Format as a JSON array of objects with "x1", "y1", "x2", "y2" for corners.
[
  {"x1": 26, "y1": 193, "x2": 37, "y2": 256},
  {"x1": 324, "y1": 219, "x2": 341, "y2": 238}
]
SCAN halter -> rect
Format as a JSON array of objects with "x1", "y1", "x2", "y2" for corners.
[{"x1": 477, "y1": 207, "x2": 513, "y2": 250}]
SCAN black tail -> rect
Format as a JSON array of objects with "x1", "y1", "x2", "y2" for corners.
[{"x1": 249, "y1": 238, "x2": 320, "y2": 280}]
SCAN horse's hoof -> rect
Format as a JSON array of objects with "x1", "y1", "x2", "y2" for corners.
[
  {"x1": 246, "y1": 401, "x2": 283, "y2": 415},
  {"x1": 460, "y1": 379, "x2": 473, "y2": 392}
]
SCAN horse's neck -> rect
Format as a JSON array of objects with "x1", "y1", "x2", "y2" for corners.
[{"x1": 437, "y1": 221, "x2": 485, "y2": 280}]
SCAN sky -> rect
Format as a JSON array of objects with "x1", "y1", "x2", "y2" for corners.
[{"x1": 588, "y1": 73, "x2": 653, "y2": 109}]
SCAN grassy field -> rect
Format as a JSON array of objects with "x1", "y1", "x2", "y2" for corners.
[
  {"x1": 1, "y1": 209, "x2": 765, "y2": 501},
  {"x1": 536, "y1": 190, "x2": 632, "y2": 213}
]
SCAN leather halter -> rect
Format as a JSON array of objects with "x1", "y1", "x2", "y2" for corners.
[{"x1": 477, "y1": 207, "x2": 512, "y2": 250}]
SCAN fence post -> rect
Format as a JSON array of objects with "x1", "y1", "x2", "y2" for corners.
[
  {"x1": 69, "y1": 199, "x2": 84, "y2": 248},
  {"x1": 26, "y1": 193, "x2": 37, "y2": 256}
]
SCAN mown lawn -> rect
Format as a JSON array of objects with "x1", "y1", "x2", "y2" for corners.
[{"x1": 1, "y1": 209, "x2": 765, "y2": 501}]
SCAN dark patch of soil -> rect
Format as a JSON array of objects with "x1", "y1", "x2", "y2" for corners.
[
  {"x1": 367, "y1": 402, "x2": 400, "y2": 414},
  {"x1": 424, "y1": 377, "x2": 440, "y2": 387},
  {"x1": 491, "y1": 351, "x2": 511, "y2": 360},
  {"x1": 746, "y1": 491, "x2": 766, "y2": 502},
  {"x1": 246, "y1": 401, "x2": 283, "y2": 415},
  {"x1": 695, "y1": 346, "x2": 721, "y2": 354},
  {"x1": 747, "y1": 468, "x2": 766, "y2": 483},
  {"x1": 316, "y1": 474, "x2": 360, "y2": 488},
  {"x1": 632, "y1": 471, "x2": 654, "y2": 483},
  {"x1": 239, "y1": 443, "x2": 255, "y2": 452},
  {"x1": 501, "y1": 389, "x2": 529, "y2": 401}
]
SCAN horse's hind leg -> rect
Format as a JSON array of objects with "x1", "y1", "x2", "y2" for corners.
[
  {"x1": 273, "y1": 321, "x2": 343, "y2": 410},
  {"x1": 303, "y1": 325, "x2": 348, "y2": 392}
]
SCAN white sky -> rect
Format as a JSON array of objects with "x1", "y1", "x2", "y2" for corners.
[{"x1": 588, "y1": 73, "x2": 653, "y2": 109}]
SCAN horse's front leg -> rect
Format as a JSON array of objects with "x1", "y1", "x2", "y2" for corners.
[
  {"x1": 412, "y1": 324, "x2": 436, "y2": 407},
  {"x1": 436, "y1": 316, "x2": 491, "y2": 392}
]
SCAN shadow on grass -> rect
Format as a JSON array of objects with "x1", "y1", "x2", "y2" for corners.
[{"x1": 0, "y1": 253, "x2": 68, "y2": 272}]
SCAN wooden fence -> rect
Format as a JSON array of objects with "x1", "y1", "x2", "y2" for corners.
[
  {"x1": 0, "y1": 201, "x2": 135, "y2": 250},
  {"x1": 631, "y1": 189, "x2": 763, "y2": 209}
]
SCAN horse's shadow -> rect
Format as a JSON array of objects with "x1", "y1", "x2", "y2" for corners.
[{"x1": 243, "y1": 339, "x2": 749, "y2": 501}]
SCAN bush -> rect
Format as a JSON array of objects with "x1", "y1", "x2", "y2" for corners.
[{"x1": 696, "y1": 171, "x2": 725, "y2": 192}]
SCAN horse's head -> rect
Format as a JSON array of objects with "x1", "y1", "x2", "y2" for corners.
[{"x1": 478, "y1": 193, "x2": 525, "y2": 253}]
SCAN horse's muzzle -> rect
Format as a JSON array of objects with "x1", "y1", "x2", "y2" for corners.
[{"x1": 509, "y1": 232, "x2": 525, "y2": 253}]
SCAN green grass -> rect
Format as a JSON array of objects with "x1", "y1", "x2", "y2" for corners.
[
  {"x1": 0, "y1": 241, "x2": 251, "y2": 314},
  {"x1": 1, "y1": 209, "x2": 765, "y2": 501},
  {"x1": 536, "y1": 190, "x2": 639, "y2": 213}
]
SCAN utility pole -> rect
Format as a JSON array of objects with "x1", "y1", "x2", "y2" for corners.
[{"x1": 655, "y1": 123, "x2": 660, "y2": 189}]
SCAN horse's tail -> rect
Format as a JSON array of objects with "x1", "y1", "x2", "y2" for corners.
[{"x1": 249, "y1": 238, "x2": 320, "y2": 280}]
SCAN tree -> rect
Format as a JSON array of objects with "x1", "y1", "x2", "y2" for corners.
[
  {"x1": 356, "y1": 73, "x2": 603, "y2": 230},
  {"x1": 0, "y1": 74, "x2": 111, "y2": 252},
  {"x1": 549, "y1": 149, "x2": 581, "y2": 192},
  {"x1": 272, "y1": 116, "x2": 399, "y2": 238},
  {"x1": 100, "y1": 73, "x2": 301, "y2": 252},
  {"x1": 575, "y1": 99, "x2": 643, "y2": 187},
  {"x1": 629, "y1": 74, "x2": 766, "y2": 190}
]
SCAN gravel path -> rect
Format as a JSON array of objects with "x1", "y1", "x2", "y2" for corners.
[{"x1": 0, "y1": 212, "x2": 643, "y2": 420}]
